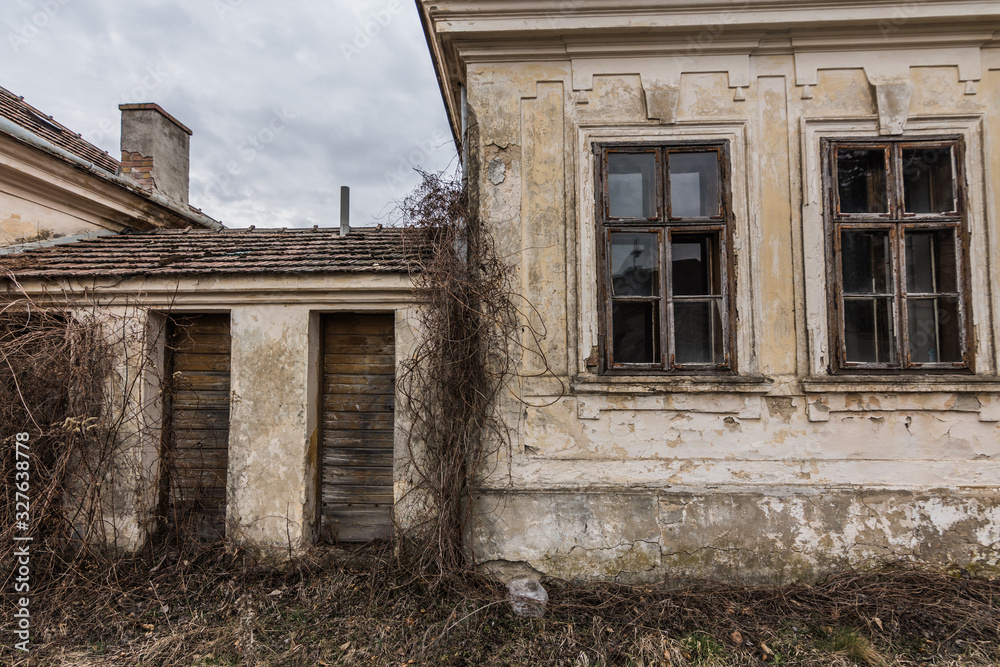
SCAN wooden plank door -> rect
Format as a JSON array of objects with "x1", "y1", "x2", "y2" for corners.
[
  {"x1": 164, "y1": 314, "x2": 231, "y2": 541},
  {"x1": 321, "y1": 313, "x2": 395, "y2": 542}
]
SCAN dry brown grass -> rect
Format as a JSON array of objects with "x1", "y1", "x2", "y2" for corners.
[{"x1": 2, "y1": 544, "x2": 997, "y2": 666}]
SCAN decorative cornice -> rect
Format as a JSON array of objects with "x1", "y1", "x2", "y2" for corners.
[
  {"x1": 426, "y1": 1, "x2": 1000, "y2": 33},
  {"x1": 420, "y1": 0, "x2": 1000, "y2": 138}
]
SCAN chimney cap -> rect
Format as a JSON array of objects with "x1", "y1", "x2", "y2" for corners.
[{"x1": 118, "y1": 103, "x2": 192, "y2": 136}]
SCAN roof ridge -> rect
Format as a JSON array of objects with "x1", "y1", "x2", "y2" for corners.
[{"x1": 0, "y1": 83, "x2": 121, "y2": 173}]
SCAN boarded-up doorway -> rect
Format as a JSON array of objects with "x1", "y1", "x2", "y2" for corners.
[
  {"x1": 320, "y1": 313, "x2": 395, "y2": 542},
  {"x1": 163, "y1": 314, "x2": 231, "y2": 541}
]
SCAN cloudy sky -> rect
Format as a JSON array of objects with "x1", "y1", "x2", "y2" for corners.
[{"x1": 2, "y1": 0, "x2": 457, "y2": 228}]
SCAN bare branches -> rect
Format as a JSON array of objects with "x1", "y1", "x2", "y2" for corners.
[
  {"x1": 397, "y1": 171, "x2": 558, "y2": 575},
  {"x1": 0, "y1": 289, "x2": 116, "y2": 577}
]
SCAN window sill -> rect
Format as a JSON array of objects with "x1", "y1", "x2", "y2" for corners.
[
  {"x1": 572, "y1": 374, "x2": 773, "y2": 395},
  {"x1": 800, "y1": 375, "x2": 1000, "y2": 394}
]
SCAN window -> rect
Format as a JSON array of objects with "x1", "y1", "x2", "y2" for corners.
[
  {"x1": 595, "y1": 142, "x2": 733, "y2": 372},
  {"x1": 824, "y1": 137, "x2": 970, "y2": 371}
]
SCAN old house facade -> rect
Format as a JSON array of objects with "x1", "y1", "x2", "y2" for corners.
[{"x1": 419, "y1": 1, "x2": 1000, "y2": 581}]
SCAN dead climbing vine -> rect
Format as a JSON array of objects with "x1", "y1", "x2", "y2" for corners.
[
  {"x1": 0, "y1": 286, "x2": 118, "y2": 575},
  {"x1": 398, "y1": 170, "x2": 558, "y2": 575},
  {"x1": 0, "y1": 277, "x2": 238, "y2": 613}
]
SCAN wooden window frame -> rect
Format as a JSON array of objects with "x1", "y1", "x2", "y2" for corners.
[
  {"x1": 822, "y1": 136, "x2": 973, "y2": 373},
  {"x1": 595, "y1": 140, "x2": 736, "y2": 374}
]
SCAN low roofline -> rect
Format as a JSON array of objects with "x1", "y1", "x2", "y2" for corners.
[
  {"x1": 0, "y1": 229, "x2": 117, "y2": 256},
  {"x1": 0, "y1": 115, "x2": 222, "y2": 230},
  {"x1": 0, "y1": 226, "x2": 425, "y2": 279}
]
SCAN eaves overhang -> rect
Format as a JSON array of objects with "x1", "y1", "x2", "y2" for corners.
[
  {"x1": 418, "y1": 0, "x2": 1000, "y2": 141},
  {"x1": 416, "y1": 0, "x2": 464, "y2": 156},
  {"x1": 0, "y1": 115, "x2": 222, "y2": 230},
  {"x1": 426, "y1": 0, "x2": 1000, "y2": 33}
]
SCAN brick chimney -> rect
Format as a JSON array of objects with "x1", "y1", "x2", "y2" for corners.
[{"x1": 119, "y1": 103, "x2": 191, "y2": 207}]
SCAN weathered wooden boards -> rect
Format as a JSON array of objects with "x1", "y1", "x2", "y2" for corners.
[
  {"x1": 320, "y1": 313, "x2": 395, "y2": 542},
  {"x1": 165, "y1": 314, "x2": 231, "y2": 541}
]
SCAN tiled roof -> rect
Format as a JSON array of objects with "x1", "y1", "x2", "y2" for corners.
[
  {"x1": 1, "y1": 227, "x2": 425, "y2": 278},
  {"x1": 0, "y1": 85, "x2": 121, "y2": 174}
]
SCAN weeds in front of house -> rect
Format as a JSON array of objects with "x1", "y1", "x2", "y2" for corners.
[{"x1": 1, "y1": 548, "x2": 996, "y2": 666}]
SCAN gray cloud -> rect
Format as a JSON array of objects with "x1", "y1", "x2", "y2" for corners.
[{"x1": 2, "y1": 0, "x2": 456, "y2": 228}]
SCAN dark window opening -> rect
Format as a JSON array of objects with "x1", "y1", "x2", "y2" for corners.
[
  {"x1": 597, "y1": 142, "x2": 733, "y2": 373},
  {"x1": 825, "y1": 138, "x2": 969, "y2": 371}
]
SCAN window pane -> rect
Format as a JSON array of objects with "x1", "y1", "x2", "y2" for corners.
[
  {"x1": 673, "y1": 300, "x2": 724, "y2": 364},
  {"x1": 608, "y1": 152, "x2": 657, "y2": 218},
  {"x1": 844, "y1": 297, "x2": 896, "y2": 364},
  {"x1": 611, "y1": 233, "x2": 659, "y2": 297},
  {"x1": 671, "y1": 232, "x2": 721, "y2": 296},
  {"x1": 837, "y1": 148, "x2": 888, "y2": 214},
  {"x1": 612, "y1": 301, "x2": 658, "y2": 364},
  {"x1": 903, "y1": 147, "x2": 955, "y2": 214},
  {"x1": 907, "y1": 297, "x2": 962, "y2": 363},
  {"x1": 905, "y1": 229, "x2": 957, "y2": 294},
  {"x1": 841, "y1": 230, "x2": 892, "y2": 294},
  {"x1": 669, "y1": 152, "x2": 720, "y2": 218}
]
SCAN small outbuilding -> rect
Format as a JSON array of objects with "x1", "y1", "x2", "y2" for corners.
[{"x1": 2, "y1": 226, "x2": 421, "y2": 550}]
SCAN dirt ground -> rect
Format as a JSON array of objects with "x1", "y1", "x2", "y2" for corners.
[{"x1": 3, "y1": 545, "x2": 998, "y2": 666}]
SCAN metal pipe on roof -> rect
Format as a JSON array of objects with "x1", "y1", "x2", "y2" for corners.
[{"x1": 340, "y1": 186, "x2": 350, "y2": 237}]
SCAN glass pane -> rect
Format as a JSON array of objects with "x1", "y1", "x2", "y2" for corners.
[
  {"x1": 841, "y1": 230, "x2": 892, "y2": 294},
  {"x1": 612, "y1": 301, "x2": 658, "y2": 364},
  {"x1": 905, "y1": 229, "x2": 957, "y2": 294},
  {"x1": 844, "y1": 297, "x2": 896, "y2": 364},
  {"x1": 907, "y1": 297, "x2": 962, "y2": 363},
  {"x1": 837, "y1": 148, "x2": 888, "y2": 214},
  {"x1": 671, "y1": 232, "x2": 721, "y2": 296},
  {"x1": 673, "y1": 300, "x2": 724, "y2": 365},
  {"x1": 608, "y1": 152, "x2": 657, "y2": 218},
  {"x1": 902, "y1": 147, "x2": 955, "y2": 214},
  {"x1": 668, "y1": 152, "x2": 720, "y2": 218},
  {"x1": 611, "y1": 233, "x2": 659, "y2": 297}
]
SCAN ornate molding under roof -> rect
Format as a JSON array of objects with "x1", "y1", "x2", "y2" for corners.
[{"x1": 417, "y1": 0, "x2": 1000, "y2": 149}]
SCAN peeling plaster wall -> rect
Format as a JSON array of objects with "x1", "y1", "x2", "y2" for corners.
[
  {"x1": 228, "y1": 306, "x2": 316, "y2": 551},
  {"x1": 475, "y1": 489, "x2": 1000, "y2": 584},
  {"x1": 62, "y1": 305, "x2": 165, "y2": 551},
  {"x1": 0, "y1": 192, "x2": 99, "y2": 246},
  {"x1": 461, "y1": 42, "x2": 1000, "y2": 582}
]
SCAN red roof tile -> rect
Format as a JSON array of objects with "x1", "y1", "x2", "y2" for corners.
[
  {"x1": 0, "y1": 85, "x2": 120, "y2": 174},
  {"x1": 1, "y1": 227, "x2": 426, "y2": 278}
]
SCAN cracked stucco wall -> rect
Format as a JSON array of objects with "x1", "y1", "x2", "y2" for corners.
[
  {"x1": 0, "y1": 195, "x2": 97, "y2": 246},
  {"x1": 464, "y1": 41, "x2": 1000, "y2": 582},
  {"x1": 228, "y1": 305, "x2": 317, "y2": 551},
  {"x1": 474, "y1": 489, "x2": 1000, "y2": 584}
]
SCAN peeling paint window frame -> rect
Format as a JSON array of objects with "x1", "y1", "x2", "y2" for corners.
[
  {"x1": 822, "y1": 136, "x2": 973, "y2": 373},
  {"x1": 595, "y1": 140, "x2": 735, "y2": 374}
]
